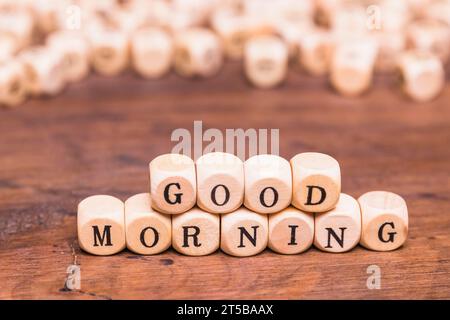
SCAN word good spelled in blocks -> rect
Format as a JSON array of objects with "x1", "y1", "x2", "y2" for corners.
[{"x1": 78, "y1": 152, "x2": 409, "y2": 257}]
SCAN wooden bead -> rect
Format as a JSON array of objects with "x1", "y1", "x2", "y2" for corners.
[
  {"x1": 77, "y1": 195, "x2": 126, "y2": 256},
  {"x1": 221, "y1": 207, "x2": 269, "y2": 257},
  {"x1": 172, "y1": 207, "x2": 220, "y2": 256},
  {"x1": 244, "y1": 154, "x2": 292, "y2": 214},
  {"x1": 268, "y1": 206, "x2": 314, "y2": 255},
  {"x1": 196, "y1": 152, "x2": 244, "y2": 214},
  {"x1": 0, "y1": 60, "x2": 27, "y2": 108},
  {"x1": 314, "y1": 193, "x2": 361, "y2": 253},
  {"x1": 124, "y1": 193, "x2": 171, "y2": 255},
  {"x1": 131, "y1": 27, "x2": 173, "y2": 79},
  {"x1": 398, "y1": 50, "x2": 445, "y2": 102},
  {"x1": 290, "y1": 152, "x2": 341, "y2": 213},
  {"x1": 244, "y1": 35, "x2": 288, "y2": 89},
  {"x1": 358, "y1": 191, "x2": 408, "y2": 251},
  {"x1": 173, "y1": 28, "x2": 223, "y2": 78},
  {"x1": 149, "y1": 154, "x2": 196, "y2": 215},
  {"x1": 298, "y1": 28, "x2": 334, "y2": 76}
]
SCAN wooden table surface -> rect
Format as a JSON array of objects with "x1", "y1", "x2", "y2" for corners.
[{"x1": 0, "y1": 62, "x2": 449, "y2": 300}]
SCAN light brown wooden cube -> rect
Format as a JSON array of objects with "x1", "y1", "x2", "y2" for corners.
[
  {"x1": 275, "y1": 19, "x2": 313, "y2": 59},
  {"x1": 314, "y1": 193, "x2": 361, "y2": 253},
  {"x1": 244, "y1": 35, "x2": 288, "y2": 89},
  {"x1": 77, "y1": 195, "x2": 126, "y2": 256},
  {"x1": 0, "y1": 60, "x2": 27, "y2": 108},
  {"x1": 196, "y1": 152, "x2": 244, "y2": 214},
  {"x1": 172, "y1": 207, "x2": 220, "y2": 256},
  {"x1": 244, "y1": 154, "x2": 292, "y2": 214},
  {"x1": 398, "y1": 50, "x2": 445, "y2": 102},
  {"x1": 290, "y1": 152, "x2": 341, "y2": 213},
  {"x1": 268, "y1": 206, "x2": 314, "y2": 255},
  {"x1": 373, "y1": 32, "x2": 406, "y2": 73},
  {"x1": 358, "y1": 191, "x2": 408, "y2": 251},
  {"x1": 221, "y1": 207, "x2": 269, "y2": 257},
  {"x1": 149, "y1": 154, "x2": 196, "y2": 215},
  {"x1": 298, "y1": 28, "x2": 334, "y2": 76},
  {"x1": 131, "y1": 27, "x2": 173, "y2": 79},
  {"x1": 0, "y1": 9, "x2": 34, "y2": 49},
  {"x1": 125, "y1": 193, "x2": 171, "y2": 255}
]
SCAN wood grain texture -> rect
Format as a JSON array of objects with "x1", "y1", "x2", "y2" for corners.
[{"x1": 0, "y1": 62, "x2": 449, "y2": 299}]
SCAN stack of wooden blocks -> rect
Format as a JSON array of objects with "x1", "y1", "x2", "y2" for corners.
[{"x1": 78, "y1": 152, "x2": 409, "y2": 257}]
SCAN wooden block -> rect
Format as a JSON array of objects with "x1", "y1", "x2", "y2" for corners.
[
  {"x1": 275, "y1": 19, "x2": 313, "y2": 59},
  {"x1": 196, "y1": 152, "x2": 244, "y2": 214},
  {"x1": 244, "y1": 154, "x2": 292, "y2": 214},
  {"x1": 0, "y1": 9, "x2": 34, "y2": 49},
  {"x1": 425, "y1": 0, "x2": 450, "y2": 26},
  {"x1": 358, "y1": 191, "x2": 408, "y2": 251},
  {"x1": 0, "y1": 60, "x2": 27, "y2": 108},
  {"x1": 268, "y1": 206, "x2": 314, "y2": 255},
  {"x1": 0, "y1": 32, "x2": 19, "y2": 63},
  {"x1": 314, "y1": 193, "x2": 361, "y2": 253},
  {"x1": 398, "y1": 50, "x2": 445, "y2": 102},
  {"x1": 298, "y1": 27, "x2": 334, "y2": 76},
  {"x1": 172, "y1": 207, "x2": 220, "y2": 256},
  {"x1": 149, "y1": 154, "x2": 196, "y2": 215},
  {"x1": 131, "y1": 27, "x2": 173, "y2": 79},
  {"x1": 125, "y1": 193, "x2": 171, "y2": 255},
  {"x1": 77, "y1": 195, "x2": 126, "y2": 256},
  {"x1": 244, "y1": 35, "x2": 288, "y2": 89},
  {"x1": 173, "y1": 28, "x2": 223, "y2": 78},
  {"x1": 221, "y1": 207, "x2": 269, "y2": 257},
  {"x1": 373, "y1": 32, "x2": 406, "y2": 73},
  {"x1": 290, "y1": 152, "x2": 341, "y2": 213}
]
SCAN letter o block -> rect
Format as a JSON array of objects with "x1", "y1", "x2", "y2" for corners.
[
  {"x1": 290, "y1": 152, "x2": 341, "y2": 213},
  {"x1": 358, "y1": 191, "x2": 408, "y2": 251},
  {"x1": 149, "y1": 154, "x2": 196, "y2": 215},
  {"x1": 314, "y1": 193, "x2": 361, "y2": 253},
  {"x1": 77, "y1": 195, "x2": 126, "y2": 256},
  {"x1": 244, "y1": 154, "x2": 292, "y2": 214},
  {"x1": 172, "y1": 208, "x2": 220, "y2": 256},
  {"x1": 221, "y1": 207, "x2": 269, "y2": 257},
  {"x1": 196, "y1": 152, "x2": 244, "y2": 214},
  {"x1": 125, "y1": 193, "x2": 171, "y2": 255}
]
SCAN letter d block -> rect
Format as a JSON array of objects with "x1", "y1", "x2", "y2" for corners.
[
  {"x1": 77, "y1": 195, "x2": 126, "y2": 255},
  {"x1": 358, "y1": 191, "x2": 408, "y2": 251},
  {"x1": 125, "y1": 193, "x2": 171, "y2": 255},
  {"x1": 149, "y1": 154, "x2": 196, "y2": 214},
  {"x1": 290, "y1": 152, "x2": 341, "y2": 213}
]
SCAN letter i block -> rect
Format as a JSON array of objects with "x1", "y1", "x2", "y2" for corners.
[
  {"x1": 314, "y1": 193, "x2": 361, "y2": 253},
  {"x1": 77, "y1": 195, "x2": 126, "y2": 255},
  {"x1": 172, "y1": 208, "x2": 220, "y2": 256},
  {"x1": 196, "y1": 152, "x2": 244, "y2": 214},
  {"x1": 149, "y1": 154, "x2": 196, "y2": 214},
  {"x1": 221, "y1": 207, "x2": 269, "y2": 257},
  {"x1": 358, "y1": 191, "x2": 408, "y2": 251},
  {"x1": 125, "y1": 193, "x2": 172, "y2": 255},
  {"x1": 290, "y1": 152, "x2": 341, "y2": 213}
]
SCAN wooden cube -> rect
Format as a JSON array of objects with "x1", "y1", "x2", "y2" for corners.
[
  {"x1": 358, "y1": 191, "x2": 408, "y2": 251},
  {"x1": 0, "y1": 32, "x2": 19, "y2": 63},
  {"x1": 172, "y1": 207, "x2": 220, "y2": 256},
  {"x1": 268, "y1": 206, "x2": 314, "y2": 255},
  {"x1": 149, "y1": 154, "x2": 196, "y2": 215},
  {"x1": 373, "y1": 32, "x2": 406, "y2": 73},
  {"x1": 425, "y1": 0, "x2": 450, "y2": 26},
  {"x1": 298, "y1": 28, "x2": 334, "y2": 76},
  {"x1": 196, "y1": 152, "x2": 244, "y2": 214},
  {"x1": 77, "y1": 195, "x2": 126, "y2": 256},
  {"x1": 244, "y1": 154, "x2": 292, "y2": 214},
  {"x1": 0, "y1": 9, "x2": 34, "y2": 49},
  {"x1": 0, "y1": 60, "x2": 27, "y2": 108},
  {"x1": 131, "y1": 27, "x2": 173, "y2": 79},
  {"x1": 125, "y1": 193, "x2": 171, "y2": 255},
  {"x1": 275, "y1": 19, "x2": 313, "y2": 59},
  {"x1": 314, "y1": 193, "x2": 361, "y2": 253},
  {"x1": 221, "y1": 207, "x2": 269, "y2": 257},
  {"x1": 173, "y1": 28, "x2": 223, "y2": 78},
  {"x1": 244, "y1": 35, "x2": 288, "y2": 89},
  {"x1": 290, "y1": 152, "x2": 341, "y2": 213},
  {"x1": 398, "y1": 50, "x2": 445, "y2": 102}
]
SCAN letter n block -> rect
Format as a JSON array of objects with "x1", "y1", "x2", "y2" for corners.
[{"x1": 77, "y1": 195, "x2": 126, "y2": 255}]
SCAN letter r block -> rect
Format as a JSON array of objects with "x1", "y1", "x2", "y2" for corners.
[{"x1": 149, "y1": 154, "x2": 196, "y2": 214}]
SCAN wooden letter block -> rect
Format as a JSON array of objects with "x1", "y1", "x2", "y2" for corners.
[
  {"x1": 196, "y1": 152, "x2": 244, "y2": 214},
  {"x1": 268, "y1": 206, "x2": 314, "y2": 255},
  {"x1": 299, "y1": 28, "x2": 334, "y2": 76},
  {"x1": 314, "y1": 193, "x2": 361, "y2": 253},
  {"x1": 125, "y1": 193, "x2": 171, "y2": 255},
  {"x1": 221, "y1": 207, "x2": 269, "y2": 257},
  {"x1": 290, "y1": 152, "x2": 341, "y2": 213},
  {"x1": 149, "y1": 154, "x2": 196, "y2": 215},
  {"x1": 172, "y1": 207, "x2": 220, "y2": 256},
  {"x1": 0, "y1": 60, "x2": 27, "y2": 108},
  {"x1": 358, "y1": 191, "x2": 408, "y2": 251},
  {"x1": 77, "y1": 195, "x2": 126, "y2": 255},
  {"x1": 244, "y1": 154, "x2": 292, "y2": 214}
]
